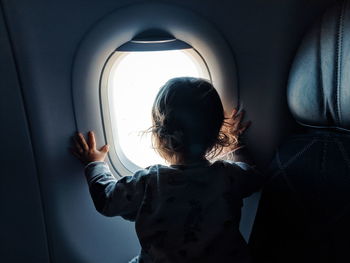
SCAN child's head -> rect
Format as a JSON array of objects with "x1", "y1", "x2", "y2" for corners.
[{"x1": 151, "y1": 77, "x2": 235, "y2": 164}]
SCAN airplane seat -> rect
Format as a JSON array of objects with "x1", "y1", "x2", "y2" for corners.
[{"x1": 249, "y1": 1, "x2": 350, "y2": 262}]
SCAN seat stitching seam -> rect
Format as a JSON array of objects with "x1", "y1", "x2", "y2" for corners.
[
  {"x1": 336, "y1": 0, "x2": 346, "y2": 125},
  {"x1": 280, "y1": 139, "x2": 317, "y2": 170},
  {"x1": 318, "y1": 15, "x2": 325, "y2": 113},
  {"x1": 276, "y1": 149, "x2": 283, "y2": 170},
  {"x1": 271, "y1": 141, "x2": 318, "y2": 216},
  {"x1": 275, "y1": 152, "x2": 308, "y2": 211}
]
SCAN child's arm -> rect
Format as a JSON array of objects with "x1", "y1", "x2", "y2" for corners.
[
  {"x1": 232, "y1": 162, "x2": 265, "y2": 198},
  {"x1": 71, "y1": 131, "x2": 146, "y2": 221},
  {"x1": 218, "y1": 109, "x2": 268, "y2": 196},
  {"x1": 84, "y1": 162, "x2": 147, "y2": 220}
]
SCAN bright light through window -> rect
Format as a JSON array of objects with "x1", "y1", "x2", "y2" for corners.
[{"x1": 106, "y1": 48, "x2": 210, "y2": 170}]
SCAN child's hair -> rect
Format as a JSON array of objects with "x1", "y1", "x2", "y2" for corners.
[{"x1": 150, "y1": 77, "x2": 238, "y2": 163}]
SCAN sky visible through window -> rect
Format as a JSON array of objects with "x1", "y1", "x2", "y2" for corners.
[{"x1": 110, "y1": 49, "x2": 210, "y2": 168}]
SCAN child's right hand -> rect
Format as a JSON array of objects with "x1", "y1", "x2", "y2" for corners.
[{"x1": 71, "y1": 131, "x2": 109, "y2": 165}]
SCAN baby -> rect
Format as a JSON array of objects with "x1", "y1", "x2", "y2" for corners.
[{"x1": 72, "y1": 77, "x2": 264, "y2": 263}]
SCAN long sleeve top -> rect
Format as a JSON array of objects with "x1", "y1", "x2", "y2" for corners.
[{"x1": 85, "y1": 160, "x2": 264, "y2": 263}]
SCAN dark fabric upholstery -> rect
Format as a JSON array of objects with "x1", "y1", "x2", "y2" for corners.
[
  {"x1": 250, "y1": 1, "x2": 350, "y2": 262},
  {"x1": 250, "y1": 130, "x2": 350, "y2": 263},
  {"x1": 288, "y1": 1, "x2": 350, "y2": 131}
]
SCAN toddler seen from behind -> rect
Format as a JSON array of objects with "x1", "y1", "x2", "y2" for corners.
[{"x1": 72, "y1": 77, "x2": 265, "y2": 263}]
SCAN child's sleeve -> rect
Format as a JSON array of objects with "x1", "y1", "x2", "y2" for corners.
[
  {"x1": 225, "y1": 161, "x2": 266, "y2": 198},
  {"x1": 84, "y1": 161, "x2": 148, "y2": 221}
]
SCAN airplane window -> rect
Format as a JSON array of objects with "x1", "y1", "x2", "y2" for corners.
[{"x1": 102, "y1": 40, "x2": 211, "y2": 172}]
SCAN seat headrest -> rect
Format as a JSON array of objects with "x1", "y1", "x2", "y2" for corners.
[{"x1": 288, "y1": 1, "x2": 350, "y2": 131}]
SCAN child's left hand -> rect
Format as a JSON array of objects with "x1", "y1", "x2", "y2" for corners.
[{"x1": 71, "y1": 131, "x2": 109, "y2": 165}]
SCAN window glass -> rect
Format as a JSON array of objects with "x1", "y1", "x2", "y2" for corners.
[{"x1": 105, "y1": 48, "x2": 210, "y2": 170}]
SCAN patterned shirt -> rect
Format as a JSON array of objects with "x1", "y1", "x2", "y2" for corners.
[{"x1": 85, "y1": 160, "x2": 264, "y2": 263}]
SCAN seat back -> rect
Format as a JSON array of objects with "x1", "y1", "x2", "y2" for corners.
[{"x1": 250, "y1": 1, "x2": 350, "y2": 262}]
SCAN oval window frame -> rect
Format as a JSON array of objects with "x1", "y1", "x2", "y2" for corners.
[
  {"x1": 101, "y1": 42, "x2": 212, "y2": 174},
  {"x1": 72, "y1": 2, "x2": 238, "y2": 177}
]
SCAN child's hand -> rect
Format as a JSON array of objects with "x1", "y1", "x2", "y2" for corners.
[
  {"x1": 71, "y1": 131, "x2": 109, "y2": 165},
  {"x1": 225, "y1": 108, "x2": 251, "y2": 138},
  {"x1": 218, "y1": 108, "x2": 252, "y2": 162},
  {"x1": 221, "y1": 108, "x2": 251, "y2": 154}
]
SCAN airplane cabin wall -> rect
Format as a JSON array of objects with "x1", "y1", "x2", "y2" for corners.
[
  {"x1": 0, "y1": 0, "x2": 335, "y2": 262},
  {"x1": 0, "y1": 4, "x2": 50, "y2": 262}
]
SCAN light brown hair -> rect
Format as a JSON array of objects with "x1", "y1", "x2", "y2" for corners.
[{"x1": 150, "y1": 77, "x2": 238, "y2": 164}]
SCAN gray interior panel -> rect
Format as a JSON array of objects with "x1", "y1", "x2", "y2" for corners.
[
  {"x1": 0, "y1": 3, "x2": 50, "y2": 262},
  {"x1": 0, "y1": 0, "x2": 336, "y2": 262}
]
